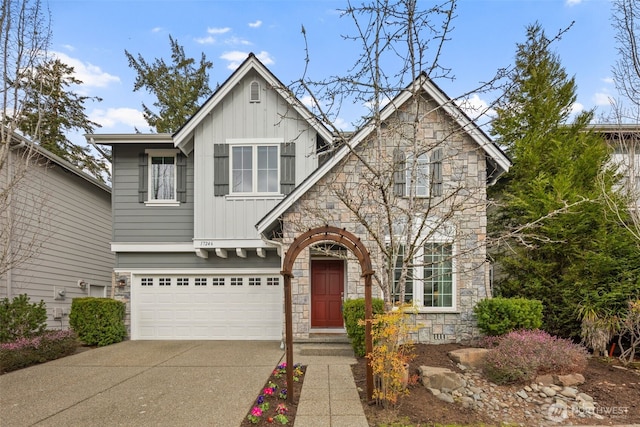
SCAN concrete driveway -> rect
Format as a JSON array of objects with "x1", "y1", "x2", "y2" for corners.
[{"x1": 0, "y1": 340, "x2": 284, "y2": 427}]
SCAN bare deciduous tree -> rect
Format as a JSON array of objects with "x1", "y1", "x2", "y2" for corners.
[
  {"x1": 285, "y1": 0, "x2": 509, "y2": 310},
  {"x1": 1, "y1": 0, "x2": 51, "y2": 283}
]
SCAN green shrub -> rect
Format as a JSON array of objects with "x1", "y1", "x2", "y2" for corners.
[
  {"x1": 0, "y1": 294, "x2": 47, "y2": 343},
  {"x1": 343, "y1": 297, "x2": 385, "y2": 357},
  {"x1": 474, "y1": 297, "x2": 543, "y2": 336},
  {"x1": 483, "y1": 329, "x2": 588, "y2": 384},
  {"x1": 0, "y1": 330, "x2": 79, "y2": 373},
  {"x1": 69, "y1": 298, "x2": 126, "y2": 346}
]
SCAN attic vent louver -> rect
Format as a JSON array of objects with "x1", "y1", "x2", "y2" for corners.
[{"x1": 250, "y1": 80, "x2": 260, "y2": 103}]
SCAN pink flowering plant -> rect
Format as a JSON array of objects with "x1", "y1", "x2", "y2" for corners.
[
  {"x1": 483, "y1": 329, "x2": 588, "y2": 384},
  {"x1": 243, "y1": 362, "x2": 305, "y2": 426},
  {"x1": 0, "y1": 329, "x2": 78, "y2": 373}
]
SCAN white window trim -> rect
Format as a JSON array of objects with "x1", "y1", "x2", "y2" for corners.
[
  {"x1": 145, "y1": 148, "x2": 179, "y2": 206},
  {"x1": 229, "y1": 143, "x2": 280, "y2": 196},
  {"x1": 405, "y1": 153, "x2": 430, "y2": 198},
  {"x1": 388, "y1": 219, "x2": 457, "y2": 312}
]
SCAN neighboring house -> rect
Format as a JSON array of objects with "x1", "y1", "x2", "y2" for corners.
[
  {"x1": 89, "y1": 53, "x2": 510, "y2": 342},
  {"x1": 593, "y1": 124, "x2": 640, "y2": 205},
  {"x1": 0, "y1": 131, "x2": 113, "y2": 330}
]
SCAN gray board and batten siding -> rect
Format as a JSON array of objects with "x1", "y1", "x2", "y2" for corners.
[
  {"x1": 112, "y1": 143, "x2": 194, "y2": 243},
  {"x1": 191, "y1": 69, "x2": 321, "y2": 242}
]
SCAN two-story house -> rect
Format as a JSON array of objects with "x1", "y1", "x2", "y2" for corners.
[
  {"x1": 1, "y1": 131, "x2": 113, "y2": 329},
  {"x1": 89, "y1": 53, "x2": 510, "y2": 342}
]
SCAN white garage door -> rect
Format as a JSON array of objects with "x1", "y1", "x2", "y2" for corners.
[{"x1": 131, "y1": 275, "x2": 283, "y2": 340}]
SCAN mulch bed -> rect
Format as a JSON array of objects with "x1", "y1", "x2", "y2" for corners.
[{"x1": 351, "y1": 343, "x2": 640, "y2": 426}]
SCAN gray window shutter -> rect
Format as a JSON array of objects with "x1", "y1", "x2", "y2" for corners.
[
  {"x1": 214, "y1": 144, "x2": 229, "y2": 196},
  {"x1": 176, "y1": 153, "x2": 187, "y2": 203},
  {"x1": 393, "y1": 148, "x2": 406, "y2": 197},
  {"x1": 431, "y1": 148, "x2": 443, "y2": 197},
  {"x1": 138, "y1": 153, "x2": 148, "y2": 203},
  {"x1": 280, "y1": 142, "x2": 296, "y2": 195}
]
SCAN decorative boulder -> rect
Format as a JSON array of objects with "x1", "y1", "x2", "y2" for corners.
[
  {"x1": 419, "y1": 366, "x2": 465, "y2": 391},
  {"x1": 448, "y1": 348, "x2": 490, "y2": 369}
]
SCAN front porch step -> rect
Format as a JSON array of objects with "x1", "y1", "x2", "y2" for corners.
[{"x1": 296, "y1": 342, "x2": 355, "y2": 357}]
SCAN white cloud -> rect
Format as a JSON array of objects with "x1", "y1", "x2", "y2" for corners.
[
  {"x1": 249, "y1": 20, "x2": 262, "y2": 28},
  {"x1": 565, "y1": 0, "x2": 582, "y2": 5},
  {"x1": 52, "y1": 51, "x2": 120, "y2": 88},
  {"x1": 62, "y1": 44, "x2": 75, "y2": 52},
  {"x1": 151, "y1": 27, "x2": 163, "y2": 33},
  {"x1": 602, "y1": 77, "x2": 614, "y2": 85},
  {"x1": 195, "y1": 36, "x2": 216, "y2": 45},
  {"x1": 221, "y1": 50, "x2": 274, "y2": 69},
  {"x1": 570, "y1": 102, "x2": 585, "y2": 115},
  {"x1": 208, "y1": 27, "x2": 231, "y2": 34},
  {"x1": 225, "y1": 36, "x2": 251, "y2": 46},
  {"x1": 594, "y1": 92, "x2": 612, "y2": 106},
  {"x1": 90, "y1": 107, "x2": 147, "y2": 130},
  {"x1": 457, "y1": 94, "x2": 495, "y2": 119}
]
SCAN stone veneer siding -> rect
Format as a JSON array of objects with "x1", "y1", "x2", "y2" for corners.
[{"x1": 279, "y1": 97, "x2": 491, "y2": 343}]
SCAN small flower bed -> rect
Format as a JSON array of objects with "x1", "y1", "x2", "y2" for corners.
[
  {"x1": 241, "y1": 361, "x2": 306, "y2": 426},
  {"x1": 483, "y1": 329, "x2": 588, "y2": 384},
  {"x1": 0, "y1": 330, "x2": 79, "y2": 374}
]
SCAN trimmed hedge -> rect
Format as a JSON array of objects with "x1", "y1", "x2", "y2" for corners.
[
  {"x1": 474, "y1": 297, "x2": 543, "y2": 336},
  {"x1": 0, "y1": 294, "x2": 47, "y2": 343},
  {"x1": 343, "y1": 297, "x2": 385, "y2": 357},
  {"x1": 69, "y1": 298, "x2": 126, "y2": 346}
]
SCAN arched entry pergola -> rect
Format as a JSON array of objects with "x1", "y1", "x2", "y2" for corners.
[{"x1": 281, "y1": 225, "x2": 375, "y2": 402}]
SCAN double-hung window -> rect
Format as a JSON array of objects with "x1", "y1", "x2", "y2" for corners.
[
  {"x1": 406, "y1": 154, "x2": 429, "y2": 197},
  {"x1": 145, "y1": 149, "x2": 178, "y2": 204},
  {"x1": 392, "y1": 241, "x2": 455, "y2": 310},
  {"x1": 231, "y1": 144, "x2": 279, "y2": 194}
]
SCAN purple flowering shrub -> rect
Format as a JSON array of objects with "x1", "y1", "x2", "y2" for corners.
[
  {"x1": 0, "y1": 330, "x2": 79, "y2": 374},
  {"x1": 483, "y1": 329, "x2": 588, "y2": 384}
]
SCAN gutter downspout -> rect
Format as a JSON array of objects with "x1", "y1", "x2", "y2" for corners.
[{"x1": 260, "y1": 233, "x2": 285, "y2": 349}]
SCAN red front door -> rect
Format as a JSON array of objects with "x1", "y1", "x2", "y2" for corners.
[{"x1": 311, "y1": 260, "x2": 344, "y2": 328}]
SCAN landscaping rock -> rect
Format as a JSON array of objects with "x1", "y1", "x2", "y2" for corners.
[
  {"x1": 555, "y1": 373, "x2": 585, "y2": 386},
  {"x1": 419, "y1": 366, "x2": 465, "y2": 391},
  {"x1": 535, "y1": 374, "x2": 554, "y2": 385},
  {"x1": 560, "y1": 386, "x2": 578, "y2": 399},
  {"x1": 541, "y1": 386, "x2": 557, "y2": 397},
  {"x1": 448, "y1": 348, "x2": 490, "y2": 369},
  {"x1": 437, "y1": 392, "x2": 455, "y2": 403}
]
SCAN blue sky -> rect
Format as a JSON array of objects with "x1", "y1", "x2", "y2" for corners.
[{"x1": 47, "y1": 0, "x2": 618, "y2": 145}]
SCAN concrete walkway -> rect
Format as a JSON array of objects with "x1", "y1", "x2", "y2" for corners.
[{"x1": 293, "y1": 347, "x2": 369, "y2": 427}]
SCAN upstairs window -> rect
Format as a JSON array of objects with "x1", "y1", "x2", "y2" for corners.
[
  {"x1": 139, "y1": 149, "x2": 187, "y2": 205},
  {"x1": 214, "y1": 140, "x2": 295, "y2": 197},
  {"x1": 151, "y1": 154, "x2": 175, "y2": 200},
  {"x1": 394, "y1": 148, "x2": 443, "y2": 197},
  {"x1": 231, "y1": 145, "x2": 279, "y2": 194}
]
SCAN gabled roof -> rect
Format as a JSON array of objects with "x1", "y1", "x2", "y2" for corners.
[
  {"x1": 256, "y1": 73, "x2": 511, "y2": 235},
  {"x1": 173, "y1": 53, "x2": 334, "y2": 153},
  {"x1": 9, "y1": 130, "x2": 111, "y2": 193}
]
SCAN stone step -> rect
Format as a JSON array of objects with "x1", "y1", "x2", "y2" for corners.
[
  {"x1": 297, "y1": 332, "x2": 350, "y2": 344},
  {"x1": 296, "y1": 342, "x2": 355, "y2": 357}
]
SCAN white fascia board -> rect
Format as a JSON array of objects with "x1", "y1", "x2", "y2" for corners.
[
  {"x1": 111, "y1": 243, "x2": 194, "y2": 252},
  {"x1": 125, "y1": 268, "x2": 282, "y2": 275},
  {"x1": 193, "y1": 238, "x2": 272, "y2": 249},
  {"x1": 86, "y1": 133, "x2": 173, "y2": 145}
]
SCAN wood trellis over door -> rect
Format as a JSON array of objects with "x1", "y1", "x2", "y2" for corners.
[{"x1": 311, "y1": 259, "x2": 344, "y2": 328}]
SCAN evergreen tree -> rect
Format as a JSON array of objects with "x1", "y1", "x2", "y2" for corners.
[
  {"x1": 125, "y1": 35, "x2": 213, "y2": 133},
  {"x1": 489, "y1": 24, "x2": 640, "y2": 338},
  {"x1": 18, "y1": 58, "x2": 110, "y2": 182}
]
